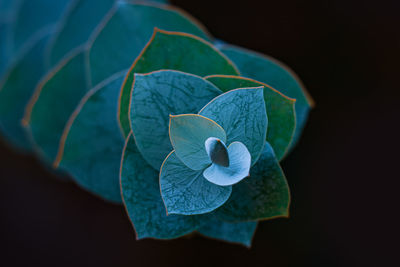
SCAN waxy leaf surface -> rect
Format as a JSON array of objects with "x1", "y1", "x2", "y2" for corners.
[
  {"x1": 203, "y1": 141, "x2": 251, "y2": 186},
  {"x1": 119, "y1": 29, "x2": 240, "y2": 137},
  {"x1": 198, "y1": 217, "x2": 257, "y2": 247},
  {"x1": 199, "y1": 87, "x2": 267, "y2": 165},
  {"x1": 56, "y1": 72, "x2": 126, "y2": 203},
  {"x1": 130, "y1": 70, "x2": 221, "y2": 170},
  {"x1": 24, "y1": 2, "x2": 211, "y2": 162},
  {"x1": 169, "y1": 114, "x2": 226, "y2": 171},
  {"x1": 205, "y1": 75, "x2": 295, "y2": 161},
  {"x1": 160, "y1": 151, "x2": 232, "y2": 215},
  {"x1": 216, "y1": 142, "x2": 290, "y2": 222},
  {"x1": 219, "y1": 44, "x2": 313, "y2": 150},
  {"x1": 121, "y1": 134, "x2": 206, "y2": 239}
]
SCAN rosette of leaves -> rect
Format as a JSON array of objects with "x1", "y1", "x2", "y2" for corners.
[{"x1": 0, "y1": 0, "x2": 314, "y2": 246}]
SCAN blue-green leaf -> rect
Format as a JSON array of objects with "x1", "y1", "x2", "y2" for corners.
[
  {"x1": 216, "y1": 142, "x2": 290, "y2": 222},
  {"x1": 197, "y1": 217, "x2": 257, "y2": 247},
  {"x1": 218, "y1": 44, "x2": 314, "y2": 150},
  {"x1": 205, "y1": 75, "x2": 296, "y2": 161},
  {"x1": 0, "y1": 33, "x2": 51, "y2": 151},
  {"x1": 130, "y1": 70, "x2": 221, "y2": 170},
  {"x1": 121, "y1": 134, "x2": 206, "y2": 239},
  {"x1": 23, "y1": 2, "x2": 212, "y2": 162},
  {"x1": 54, "y1": 71, "x2": 126, "y2": 203},
  {"x1": 118, "y1": 28, "x2": 240, "y2": 137},
  {"x1": 199, "y1": 87, "x2": 267, "y2": 165},
  {"x1": 160, "y1": 151, "x2": 232, "y2": 215},
  {"x1": 169, "y1": 114, "x2": 226, "y2": 170},
  {"x1": 47, "y1": 0, "x2": 115, "y2": 67},
  {"x1": 203, "y1": 141, "x2": 251, "y2": 186}
]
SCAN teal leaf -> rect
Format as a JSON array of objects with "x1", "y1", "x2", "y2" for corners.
[
  {"x1": 199, "y1": 87, "x2": 267, "y2": 165},
  {"x1": 23, "y1": 2, "x2": 212, "y2": 162},
  {"x1": 160, "y1": 151, "x2": 232, "y2": 215},
  {"x1": 47, "y1": 0, "x2": 115, "y2": 67},
  {"x1": 23, "y1": 50, "x2": 88, "y2": 162},
  {"x1": 121, "y1": 133, "x2": 206, "y2": 239},
  {"x1": 0, "y1": 33, "x2": 51, "y2": 152},
  {"x1": 197, "y1": 217, "x2": 257, "y2": 248},
  {"x1": 54, "y1": 71, "x2": 126, "y2": 203},
  {"x1": 10, "y1": 0, "x2": 70, "y2": 56},
  {"x1": 205, "y1": 75, "x2": 296, "y2": 161},
  {"x1": 203, "y1": 141, "x2": 251, "y2": 186},
  {"x1": 205, "y1": 137, "x2": 229, "y2": 167},
  {"x1": 169, "y1": 114, "x2": 226, "y2": 170},
  {"x1": 216, "y1": 142, "x2": 290, "y2": 222},
  {"x1": 118, "y1": 28, "x2": 240, "y2": 137},
  {"x1": 130, "y1": 70, "x2": 221, "y2": 170},
  {"x1": 219, "y1": 44, "x2": 314, "y2": 150}
]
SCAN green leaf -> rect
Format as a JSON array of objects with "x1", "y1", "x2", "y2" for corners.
[
  {"x1": 118, "y1": 28, "x2": 240, "y2": 137},
  {"x1": 130, "y1": 70, "x2": 221, "y2": 170},
  {"x1": 203, "y1": 141, "x2": 251, "y2": 186},
  {"x1": 54, "y1": 71, "x2": 127, "y2": 203},
  {"x1": 169, "y1": 114, "x2": 226, "y2": 170},
  {"x1": 47, "y1": 0, "x2": 115, "y2": 67},
  {"x1": 23, "y1": 2, "x2": 212, "y2": 162},
  {"x1": 197, "y1": 217, "x2": 257, "y2": 248},
  {"x1": 205, "y1": 75, "x2": 296, "y2": 161},
  {"x1": 218, "y1": 44, "x2": 314, "y2": 151},
  {"x1": 160, "y1": 151, "x2": 232, "y2": 215},
  {"x1": 199, "y1": 87, "x2": 267, "y2": 165},
  {"x1": 0, "y1": 33, "x2": 51, "y2": 151},
  {"x1": 121, "y1": 133, "x2": 206, "y2": 239},
  {"x1": 216, "y1": 142, "x2": 290, "y2": 222}
]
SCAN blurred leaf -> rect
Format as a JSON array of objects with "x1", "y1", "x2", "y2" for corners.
[
  {"x1": 197, "y1": 217, "x2": 257, "y2": 248},
  {"x1": 216, "y1": 142, "x2": 290, "y2": 222},
  {"x1": 121, "y1": 134, "x2": 207, "y2": 239},
  {"x1": 23, "y1": 2, "x2": 212, "y2": 162},
  {"x1": 218, "y1": 44, "x2": 313, "y2": 151},
  {"x1": 160, "y1": 151, "x2": 232, "y2": 215},
  {"x1": 55, "y1": 71, "x2": 126, "y2": 203},
  {"x1": 203, "y1": 141, "x2": 251, "y2": 186},
  {"x1": 199, "y1": 87, "x2": 267, "y2": 165},
  {"x1": 169, "y1": 114, "x2": 226, "y2": 171},
  {"x1": 130, "y1": 70, "x2": 221, "y2": 170},
  {"x1": 118, "y1": 28, "x2": 240, "y2": 137},
  {"x1": 47, "y1": 0, "x2": 115, "y2": 67},
  {"x1": 205, "y1": 75, "x2": 295, "y2": 161},
  {"x1": 0, "y1": 33, "x2": 51, "y2": 151}
]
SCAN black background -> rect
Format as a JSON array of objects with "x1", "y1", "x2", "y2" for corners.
[{"x1": 1, "y1": 0, "x2": 399, "y2": 266}]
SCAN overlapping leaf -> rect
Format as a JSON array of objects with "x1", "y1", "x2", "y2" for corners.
[
  {"x1": 215, "y1": 142, "x2": 290, "y2": 222},
  {"x1": 160, "y1": 150, "x2": 232, "y2": 215},
  {"x1": 217, "y1": 44, "x2": 314, "y2": 151},
  {"x1": 205, "y1": 75, "x2": 296, "y2": 161},
  {"x1": 23, "y1": 1, "x2": 212, "y2": 162},
  {"x1": 121, "y1": 133, "x2": 208, "y2": 239},
  {"x1": 168, "y1": 114, "x2": 226, "y2": 170},
  {"x1": 130, "y1": 70, "x2": 221, "y2": 170},
  {"x1": 54, "y1": 71, "x2": 127, "y2": 203},
  {"x1": 118, "y1": 29, "x2": 240, "y2": 137},
  {"x1": 199, "y1": 87, "x2": 267, "y2": 165}
]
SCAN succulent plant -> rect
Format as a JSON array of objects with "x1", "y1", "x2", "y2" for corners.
[{"x1": 0, "y1": 0, "x2": 314, "y2": 247}]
